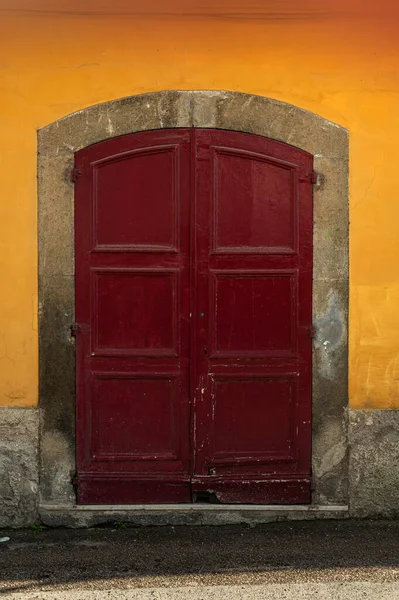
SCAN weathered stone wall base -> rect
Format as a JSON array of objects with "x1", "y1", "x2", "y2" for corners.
[
  {"x1": 1, "y1": 407, "x2": 399, "y2": 526},
  {"x1": 349, "y1": 409, "x2": 399, "y2": 517},
  {"x1": 0, "y1": 407, "x2": 39, "y2": 527}
]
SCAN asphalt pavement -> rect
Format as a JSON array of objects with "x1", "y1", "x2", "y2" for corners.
[{"x1": 0, "y1": 519, "x2": 399, "y2": 598}]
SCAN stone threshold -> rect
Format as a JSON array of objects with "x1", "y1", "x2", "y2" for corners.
[{"x1": 39, "y1": 503, "x2": 349, "y2": 528}]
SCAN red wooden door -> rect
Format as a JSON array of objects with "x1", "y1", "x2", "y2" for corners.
[
  {"x1": 75, "y1": 130, "x2": 192, "y2": 503},
  {"x1": 192, "y1": 130, "x2": 313, "y2": 503},
  {"x1": 74, "y1": 129, "x2": 313, "y2": 505}
]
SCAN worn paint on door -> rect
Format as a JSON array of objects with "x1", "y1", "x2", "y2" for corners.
[{"x1": 74, "y1": 129, "x2": 313, "y2": 504}]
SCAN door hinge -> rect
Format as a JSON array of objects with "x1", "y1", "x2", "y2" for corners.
[
  {"x1": 71, "y1": 168, "x2": 82, "y2": 182},
  {"x1": 72, "y1": 476, "x2": 79, "y2": 486},
  {"x1": 71, "y1": 322, "x2": 80, "y2": 336},
  {"x1": 300, "y1": 171, "x2": 318, "y2": 184},
  {"x1": 308, "y1": 325, "x2": 316, "y2": 339}
]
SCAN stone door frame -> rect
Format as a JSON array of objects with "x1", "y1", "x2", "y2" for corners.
[{"x1": 38, "y1": 90, "x2": 349, "y2": 508}]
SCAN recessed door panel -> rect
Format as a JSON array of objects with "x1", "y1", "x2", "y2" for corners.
[
  {"x1": 210, "y1": 376, "x2": 296, "y2": 464},
  {"x1": 93, "y1": 146, "x2": 178, "y2": 251},
  {"x1": 90, "y1": 374, "x2": 180, "y2": 461},
  {"x1": 213, "y1": 148, "x2": 297, "y2": 253},
  {"x1": 210, "y1": 270, "x2": 297, "y2": 357},
  {"x1": 92, "y1": 269, "x2": 178, "y2": 356}
]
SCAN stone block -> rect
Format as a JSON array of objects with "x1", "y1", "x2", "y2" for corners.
[
  {"x1": 0, "y1": 407, "x2": 39, "y2": 527},
  {"x1": 349, "y1": 409, "x2": 399, "y2": 517}
]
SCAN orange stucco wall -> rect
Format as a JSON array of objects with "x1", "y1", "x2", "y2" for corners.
[{"x1": 0, "y1": 1, "x2": 399, "y2": 408}]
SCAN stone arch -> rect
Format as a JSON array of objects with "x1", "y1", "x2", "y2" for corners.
[{"x1": 38, "y1": 91, "x2": 349, "y2": 515}]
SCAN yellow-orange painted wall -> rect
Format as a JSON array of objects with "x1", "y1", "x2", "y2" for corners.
[{"x1": 1, "y1": 2, "x2": 399, "y2": 408}]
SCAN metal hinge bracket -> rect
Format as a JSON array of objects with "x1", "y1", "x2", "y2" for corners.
[
  {"x1": 71, "y1": 168, "x2": 82, "y2": 182},
  {"x1": 300, "y1": 171, "x2": 318, "y2": 184},
  {"x1": 308, "y1": 325, "x2": 316, "y2": 339},
  {"x1": 71, "y1": 322, "x2": 80, "y2": 336}
]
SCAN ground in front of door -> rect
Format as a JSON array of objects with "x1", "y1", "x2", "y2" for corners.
[{"x1": 1, "y1": 520, "x2": 398, "y2": 599}]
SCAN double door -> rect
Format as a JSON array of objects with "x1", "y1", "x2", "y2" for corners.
[{"x1": 74, "y1": 128, "x2": 313, "y2": 504}]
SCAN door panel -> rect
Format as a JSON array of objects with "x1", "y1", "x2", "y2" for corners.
[
  {"x1": 90, "y1": 373, "x2": 180, "y2": 461},
  {"x1": 75, "y1": 130, "x2": 191, "y2": 504},
  {"x1": 93, "y1": 146, "x2": 179, "y2": 252},
  {"x1": 212, "y1": 148, "x2": 297, "y2": 253},
  {"x1": 92, "y1": 269, "x2": 179, "y2": 356},
  {"x1": 210, "y1": 376, "x2": 296, "y2": 462},
  {"x1": 192, "y1": 129, "x2": 312, "y2": 504},
  {"x1": 75, "y1": 128, "x2": 313, "y2": 505},
  {"x1": 209, "y1": 270, "x2": 297, "y2": 357}
]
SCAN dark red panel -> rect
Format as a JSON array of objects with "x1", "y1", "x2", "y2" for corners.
[
  {"x1": 93, "y1": 146, "x2": 178, "y2": 252},
  {"x1": 211, "y1": 376, "x2": 296, "y2": 465},
  {"x1": 210, "y1": 270, "x2": 297, "y2": 357},
  {"x1": 91, "y1": 374, "x2": 179, "y2": 461},
  {"x1": 92, "y1": 269, "x2": 178, "y2": 356},
  {"x1": 213, "y1": 148, "x2": 297, "y2": 254}
]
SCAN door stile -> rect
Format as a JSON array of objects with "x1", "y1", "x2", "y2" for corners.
[
  {"x1": 189, "y1": 128, "x2": 205, "y2": 482},
  {"x1": 191, "y1": 130, "x2": 213, "y2": 482},
  {"x1": 188, "y1": 128, "x2": 197, "y2": 489}
]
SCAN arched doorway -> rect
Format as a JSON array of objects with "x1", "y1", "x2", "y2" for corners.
[{"x1": 38, "y1": 91, "x2": 348, "y2": 513}]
